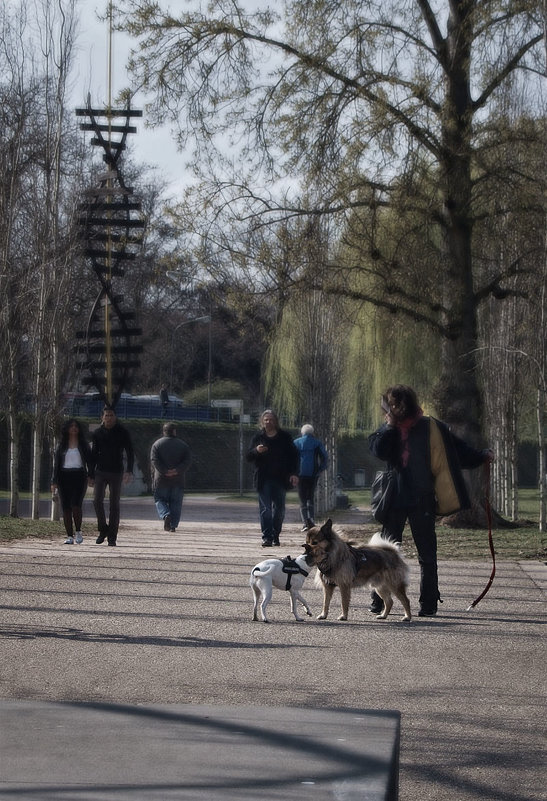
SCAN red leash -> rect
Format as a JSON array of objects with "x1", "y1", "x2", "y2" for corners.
[{"x1": 466, "y1": 460, "x2": 496, "y2": 611}]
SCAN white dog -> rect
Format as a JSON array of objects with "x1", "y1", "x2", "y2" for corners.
[{"x1": 250, "y1": 553, "x2": 313, "y2": 623}]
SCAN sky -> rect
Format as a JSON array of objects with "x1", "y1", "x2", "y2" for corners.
[{"x1": 73, "y1": 1, "x2": 186, "y2": 195}]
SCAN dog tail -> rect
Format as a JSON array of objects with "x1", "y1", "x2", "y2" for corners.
[
  {"x1": 368, "y1": 531, "x2": 401, "y2": 551},
  {"x1": 251, "y1": 565, "x2": 276, "y2": 578}
]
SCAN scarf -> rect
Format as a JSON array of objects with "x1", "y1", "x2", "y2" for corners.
[{"x1": 396, "y1": 409, "x2": 423, "y2": 467}]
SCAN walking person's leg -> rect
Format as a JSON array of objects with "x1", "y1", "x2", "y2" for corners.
[
  {"x1": 58, "y1": 474, "x2": 74, "y2": 543},
  {"x1": 408, "y1": 496, "x2": 439, "y2": 615},
  {"x1": 306, "y1": 477, "x2": 317, "y2": 524},
  {"x1": 368, "y1": 508, "x2": 406, "y2": 613},
  {"x1": 258, "y1": 480, "x2": 275, "y2": 545},
  {"x1": 154, "y1": 485, "x2": 171, "y2": 527},
  {"x1": 106, "y1": 472, "x2": 123, "y2": 545},
  {"x1": 71, "y1": 470, "x2": 87, "y2": 543},
  {"x1": 298, "y1": 477, "x2": 315, "y2": 525},
  {"x1": 270, "y1": 481, "x2": 287, "y2": 545},
  {"x1": 168, "y1": 486, "x2": 184, "y2": 531},
  {"x1": 93, "y1": 471, "x2": 109, "y2": 543}
]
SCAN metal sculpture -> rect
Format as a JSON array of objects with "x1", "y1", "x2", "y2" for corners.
[{"x1": 74, "y1": 99, "x2": 144, "y2": 407}]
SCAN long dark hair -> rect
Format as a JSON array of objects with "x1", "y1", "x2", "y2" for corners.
[
  {"x1": 59, "y1": 418, "x2": 87, "y2": 450},
  {"x1": 385, "y1": 385, "x2": 421, "y2": 421}
]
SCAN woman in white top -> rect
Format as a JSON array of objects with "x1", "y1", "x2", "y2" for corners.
[{"x1": 51, "y1": 419, "x2": 92, "y2": 544}]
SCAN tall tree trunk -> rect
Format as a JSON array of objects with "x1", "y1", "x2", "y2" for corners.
[
  {"x1": 538, "y1": 388, "x2": 546, "y2": 532},
  {"x1": 31, "y1": 278, "x2": 47, "y2": 520},
  {"x1": 434, "y1": 0, "x2": 488, "y2": 523},
  {"x1": 538, "y1": 211, "x2": 546, "y2": 531},
  {"x1": 8, "y1": 402, "x2": 20, "y2": 518}
]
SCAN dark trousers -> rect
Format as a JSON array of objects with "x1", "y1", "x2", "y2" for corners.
[
  {"x1": 58, "y1": 469, "x2": 87, "y2": 536},
  {"x1": 257, "y1": 479, "x2": 286, "y2": 544},
  {"x1": 298, "y1": 476, "x2": 318, "y2": 524},
  {"x1": 93, "y1": 470, "x2": 123, "y2": 542},
  {"x1": 378, "y1": 495, "x2": 439, "y2": 609}
]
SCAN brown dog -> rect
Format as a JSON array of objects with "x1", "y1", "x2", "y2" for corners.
[{"x1": 305, "y1": 519, "x2": 411, "y2": 622}]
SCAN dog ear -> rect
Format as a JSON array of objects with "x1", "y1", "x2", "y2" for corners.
[{"x1": 321, "y1": 518, "x2": 333, "y2": 538}]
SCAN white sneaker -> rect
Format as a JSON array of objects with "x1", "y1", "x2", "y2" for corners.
[
  {"x1": 75, "y1": 532, "x2": 83, "y2": 544},
  {"x1": 64, "y1": 536, "x2": 74, "y2": 545}
]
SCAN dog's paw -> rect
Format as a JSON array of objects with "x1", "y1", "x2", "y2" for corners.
[
  {"x1": 401, "y1": 615, "x2": 412, "y2": 622},
  {"x1": 337, "y1": 614, "x2": 347, "y2": 621},
  {"x1": 376, "y1": 612, "x2": 387, "y2": 620},
  {"x1": 317, "y1": 613, "x2": 327, "y2": 620}
]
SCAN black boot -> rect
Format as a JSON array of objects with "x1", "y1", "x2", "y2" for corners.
[
  {"x1": 368, "y1": 590, "x2": 383, "y2": 614},
  {"x1": 96, "y1": 527, "x2": 108, "y2": 544}
]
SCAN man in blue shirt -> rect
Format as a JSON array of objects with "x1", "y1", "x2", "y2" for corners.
[{"x1": 293, "y1": 424, "x2": 328, "y2": 530}]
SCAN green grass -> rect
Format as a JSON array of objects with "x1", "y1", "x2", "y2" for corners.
[
  {"x1": 1, "y1": 489, "x2": 545, "y2": 560},
  {"x1": 0, "y1": 516, "x2": 60, "y2": 542},
  {"x1": 335, "y1": 487, "x2": 546, "y2": 560},
  {"x1": 336, "y1": 517, "x2": 545, "y2": 561}
]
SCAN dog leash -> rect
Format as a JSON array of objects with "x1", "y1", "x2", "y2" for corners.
[{"x1": 466, "y1": 459, "x2": 495, "y2": 611}]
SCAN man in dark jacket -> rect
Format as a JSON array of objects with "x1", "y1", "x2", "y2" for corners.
[
  {"x1": 89, "y1": 406, "x2": 134, "y2": 546},
  {"x1": 369, "y1": 385, "x2": 494, "y2": 617},
  {"x1": 247, "y1": 409, "x2": 299, "y2": 547},
  {"x1": 150, "y1": 423, "x2": 191, "y2": 532}
]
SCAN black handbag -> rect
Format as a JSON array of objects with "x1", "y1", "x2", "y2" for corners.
[{"x1": 370, "y1": 469, "x2": 396, "y2": 524}]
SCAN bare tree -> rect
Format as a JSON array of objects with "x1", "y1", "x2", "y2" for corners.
[
  {"x1": 0, "y1": 4, "x2": 42, "y2": 516},
  {"x1": 28, "y1": 0, "x2": 78, "y2": 519},
  {"x1": 0, "y1": 0, "x2": 83, "y2": 516},
  {"x1": 116, "y1": 0, "x2": 543, "y2": 452}
]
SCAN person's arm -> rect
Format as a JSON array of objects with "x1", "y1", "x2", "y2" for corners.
[
  {"x1": 124, "y1": 430, "x2": 135, "y2": 475},
  {"x1": 246, "y1": 434, "x2": 263, "y2": 463},
  {"x1": 150, "y1": 441, "x2": 162, "y2": 472},
  {"x1": 88, "y1": 434, "x2": 97, "y2": 481},
  {"x1": 81, "y1": 440, "x2": 92, "y2": 473},
  {"x1": 451, "y1": 431, "x2": 494, "y2": 470},
  {"x1": 174, "y1": 443, "x2": 192, "y2": 474},
  {"x1": 368, "y1": 423, "x2": 399, "y2": 463},
  {"x1": 318, "y1": 442, "x2": 328, "y2": 471},
  {"x1": 287, "y1": 435, "x2": 300, "y2": 483}
]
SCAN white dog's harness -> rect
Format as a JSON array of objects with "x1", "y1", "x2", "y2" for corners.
[{"x1": 281, "y1": 556, "x2": 309, "y2": 590}]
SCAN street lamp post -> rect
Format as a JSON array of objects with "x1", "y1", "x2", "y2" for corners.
[{"x1": 169, "y1": 315, "x2": 211, "y2": 393}]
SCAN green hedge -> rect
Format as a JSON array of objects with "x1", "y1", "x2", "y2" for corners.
[{"x1": 0, "y1": 416, "x2": 541, "y2": 492}]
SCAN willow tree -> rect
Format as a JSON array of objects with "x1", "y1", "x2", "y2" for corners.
[
  {"x1": 118, "y1": 0, "x2": 543, "y2": 445},
  {"x1": 263, "y1": 217, "x2": 351, "y2": 512}
]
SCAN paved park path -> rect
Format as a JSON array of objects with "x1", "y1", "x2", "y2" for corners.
[{"x1": 0, "y1": 496, "x2": 545, "y2": 800}]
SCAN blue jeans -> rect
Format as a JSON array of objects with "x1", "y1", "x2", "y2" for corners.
[
  {"x1": 257, "y1": 479, "x2": 286, "y2": 543},
  {"x1": 154, "y1": 485, "x2": 184, "y2": 530}
]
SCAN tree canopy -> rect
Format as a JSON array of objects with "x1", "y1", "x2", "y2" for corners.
[{"x1": 116, "y1": 0, "x2": 544, "y2": 441}]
